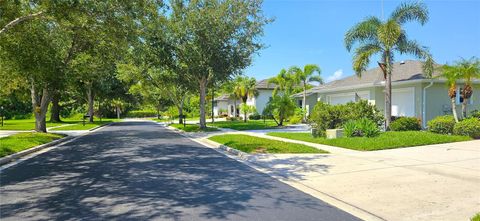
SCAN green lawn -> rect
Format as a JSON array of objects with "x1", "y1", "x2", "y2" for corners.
[
  {"x1": 0, "y1": 132, "x2": 65, "y2": 157},
  {"x1": 209, "y1": 120, "x2": 279, "y2": 130},
  {"x1": 208, "y1": 134, "x2": 328, "y2": 154},
  {"x1": 0, "y1": 119, "x2": 75, "y2": 131},
  {"x1": 170, "y1": 123, "x2": 219, "y2": 132},
  {"x1": 266, "y1": 131, "x2": 472, "y2": 151},
  {"x1": 50, "y1": 119, "x2": 117, "y2": 131}
]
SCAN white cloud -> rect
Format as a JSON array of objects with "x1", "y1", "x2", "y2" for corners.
[{"x1": 326, "y1": 69, "x2": 343, "y2": 82}]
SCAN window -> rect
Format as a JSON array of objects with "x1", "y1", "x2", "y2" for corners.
[
  {"x1": 456, "y1": 87, "x2": 473, "y2": 105},
  {"x1": 298, "y1": 100, "x2": 302, "y2": 107}
]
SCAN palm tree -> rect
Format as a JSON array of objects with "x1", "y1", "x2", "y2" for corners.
[
  {"x1": 289, "y1": 64, "x2": 323, "y2": 122},
  {"x1": 438, "y1": 64, "x2": 461, "y2": 122},
  {"x1": 344, "y1": 2, "x2": 434, "y2": 129},
  {"x1": 268, "y1": 69, "x2": 297, "y2": 96},
  {"x1": 233, "y1": 76, "x2": 258, "y2": 122},
  {"x1": 457, "y1": 57, "x2": 480, "y2": 118}
]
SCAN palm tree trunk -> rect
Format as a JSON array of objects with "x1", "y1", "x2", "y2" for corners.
[
  {"x1": 243, "y1": 102, "x2": 247, "y2": 123},
  {"x1": 451, "y1": 97, "x2": 459, "y2": 123},
  {"x1": 302, "y1": 83, "x2": 307, "y2": 123},
  {"x1": 385, "y1": 71, "x2": 392, "y2": 130}
]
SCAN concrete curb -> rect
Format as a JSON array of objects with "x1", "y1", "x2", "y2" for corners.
[
  {"x1": 0, "y1": 135, "x2": 74, "y2": 165},
  {"x1": 0, "y1": 122, "x2": 113, "y2": 166}
]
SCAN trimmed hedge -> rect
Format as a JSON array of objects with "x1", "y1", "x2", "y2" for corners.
[
  {"x1": 453, "y1": 118, "x2": 480, "y2": 138},
  {"x1": 389, "y1": 117, "x2": 421, "y2": 131},
  {"x1": 126, "y1": 110, "x2": 158, "y2": 118},
  {"x1": 427, "y1": 115, "x2": 456, "y2": 134}
]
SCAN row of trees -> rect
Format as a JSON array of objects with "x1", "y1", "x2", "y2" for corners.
[{"x1": 0, "y1": 0, "x2": 270, "y2": 131}]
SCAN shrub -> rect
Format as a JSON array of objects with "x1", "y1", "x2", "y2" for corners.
[
  {"x1": 249, "y1": 112, "x2": 261, "y2": 120},
  {"x1": 427, "y1": 115, "x2": 456, "y2": 134},
  {"x1": 470, "y1": 110, "x2": 480, "y2": 119},
  {"x1": 126, "y1": 110, "x2": 157, "y2": 118},
  {"x1": 389, "y1": 117, "x2": 421, "y2": 131},
  {"x1": 343, "y1": 118, "x2": 380, "y2": 138},
  {"x1": 453, "y1": 118, "x2": 480, "y2": 138},
  {"x1": 309, "y1": 100, "x2": 383, "y2": 137},
  {"x1": 226, "y1": 116, "x2": 241, "y2": 121}
]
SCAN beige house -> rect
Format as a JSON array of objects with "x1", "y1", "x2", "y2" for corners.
[{"x1": 294, "y1": 60, "x2": 480, "y2": 127}]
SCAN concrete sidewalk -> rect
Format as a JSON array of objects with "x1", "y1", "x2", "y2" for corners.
[{"x1": 199, "y1": 135, "x2": 480, "y2": 221}]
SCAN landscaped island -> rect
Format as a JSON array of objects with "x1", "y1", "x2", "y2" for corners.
[{"x1": 267, "y1": 131, "x2": 471, "y2": 151}]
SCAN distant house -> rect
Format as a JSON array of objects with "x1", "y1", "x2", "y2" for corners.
[
  {"x1": 293, "y1": 60, "x2": 480, "y2": 127},
  {"x1": 213, "y1": 79, "x2": 276, "y2": 117}
]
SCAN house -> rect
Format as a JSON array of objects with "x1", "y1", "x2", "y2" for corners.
[
  {"x1": 213, "y1": 79, "x2": 276, "y2": 117},
  {"x1": 294, "y1": 60, "x2": 480, "y2": 127}
]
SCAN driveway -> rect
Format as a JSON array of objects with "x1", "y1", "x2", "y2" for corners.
[
  {"x1": 0, "y1": 121, "x2": 359, "y2": 221},
  {"x1": 233, "y1": 136, "x2": 480, "y2": 221}
]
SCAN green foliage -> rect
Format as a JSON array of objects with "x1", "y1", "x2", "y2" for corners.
[
  {"x1": 263, "y1": 94, "x2": 296, "y2": 126},
  {"x1": 343, "y1": 118, "x2": 380, "y2": 138},
  {"x1": 309, "y1": 100, "x2": 383, "y2": 137},
  {"x1": 170, "y1": 124, "x2": 219, "y2": 132},
  {"x1": 249, "y1": 112, "x2": 261, "y2": 120},
  {"x1": 126, "y1": 110, "x2": 158, "y2": 118},
  {"x1": 240, "y1": 104, "x2": 256, "y2": 120},
  {"x1": 427, "y1": 115, "x2": 456, "y2": 134},
  {"x1": 471, "y1": 213, "x2": 480, "y2": 221},
  {"x1": 453, "y1": 118, "x2": 480, "y2": 138},
  {"x1": 210, "y1": 120, "x2": 278, "y2": 130},
  {"x1": 471, "y1": 110, "x2": 480, "y2": 119},
  {"x1": 389, "y1": 117, "x2": 421, "y2": 131}
]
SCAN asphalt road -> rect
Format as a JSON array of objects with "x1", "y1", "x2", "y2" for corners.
[{"x1": 0, "y1": 121, "x2": 360, "y2": 221}]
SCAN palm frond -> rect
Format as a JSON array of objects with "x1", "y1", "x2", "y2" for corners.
[
  {"x1": 308, "y1": 75, "x2": 324, "y2": 84},
  {"x1": 390, "y1": 2, "x2": 429, "y2": 25},
  {"x1": 396, "y1": 34, "x2": 434, "y2": 77},
  {"x1": 352, "y1": 43, "x2": 383, "y2": 76},
  {"x1": 344, "y1": 16, "x2": 382, "y2": 51}
]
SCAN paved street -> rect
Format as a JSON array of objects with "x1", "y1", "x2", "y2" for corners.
[{"x1": 0, "y1": 121, "x2": 359, "y2": 221}]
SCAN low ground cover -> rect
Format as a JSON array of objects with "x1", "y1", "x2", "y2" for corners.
[
  {"x1": 209, "y1": 120, "x2": 279, "y2": 130},
  {"x1": 208, "y1": 134, "x2": 328, "y2": 154},
  {"x1": 0, "y1": 132, "x2": 65, "y2": 157},
  {"x1": 472, "y1": 213, "x2": 480, "y2": 221},
  {"x1": 267, "y1": 131, "x2": 471, "y2": 151},
  {"x1": 170, "y1": 123, "x2": 219, "y2": 132}
]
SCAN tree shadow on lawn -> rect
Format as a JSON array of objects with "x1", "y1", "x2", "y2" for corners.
[{"x1": 0, "y1": 122, "x2": 342, "y2": 221}]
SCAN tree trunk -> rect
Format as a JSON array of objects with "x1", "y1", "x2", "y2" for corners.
[
  {"x1": 116, "y1": 105, "x2": 121, "y2": 119},
  {"x1": 199, "y1": 78, "x2": 207, "y2": 128},
  {"x1": 302, "y1": 83, "x2": 307, "y2": 123},
  {"x1": 451, "y1": 97, "x2": 459, "y2": 123},
  {"x1": 177, "y1": 96, "x2": 185, "y2": 124},
  {"x1": 87, "y1": 85, "x2": 94, "y2": 123},
  {"x1": 233, "y1": 100, "x2": 237, "y2": 117},
  {"x1": 211, "y1": 87, "x2": 215, "y2": 123},
  {"x1": 31, "y1": 82, "x2": 50, "y2": 133},
  {"x1": 50, "y1": 93, "x2": 61, "y2": 122},
  {"x1": 243, "y1": 102, "x2": 247, "y2": 123},
  {"x1": 385, "y1": 72, "x2": 392, "y2": 129}
]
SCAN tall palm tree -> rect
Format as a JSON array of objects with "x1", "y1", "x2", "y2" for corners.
[
  {"x1": 289, "y1": 64, "x2": 323, "y2": 122},
  {"x1": 438, "y1": 64, "x2": 461, "y2": 122},
  {"x1": 344, "y1": 2, "x2": 434, "y2": 129},
  {"x1": 457, "y1": 57, "x2": 480, "y2": 118},
  {"x1": 233, "y1": 76, "x2": 258, "y2": 122}
]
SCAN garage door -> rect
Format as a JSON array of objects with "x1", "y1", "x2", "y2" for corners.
[
  {"x1": 392, "y1": 88, "x2": 415, "y2": 117},
  {"x1": 328, "y1": 91, "x2": 370, "y2": 105}
]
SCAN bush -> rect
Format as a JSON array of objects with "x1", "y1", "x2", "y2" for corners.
[
  {"x1": 470, "y1": 110, "x2": 480, "y2": 119},
  {"x1": 226, "y1": 116, "x2": 241, "y2": 121},
  {"x1": 389, "y1": 117, "x2": 421, "y2": 131},
  {"x1": 453, "y1": 118, "x2": 480, "y2": 138},
  {"x1": 249, "y1": 112, "x2": 261, "y2": 120},
  {"x1": 343, "y1": 118, "x2": 380, "y2": 138},
  {"x1": 427, "y1": 115, "x2": 456, "y2": 134},
  {"x1": 126, "y1": 110, "x2": 157, "y2": 118},
  {"x1": 309, "y1": 100, "x2": 383, "y2": 137}
]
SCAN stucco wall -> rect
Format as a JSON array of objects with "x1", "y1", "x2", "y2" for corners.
[
  {"x1": 253, "y1": 89, "x2": 274, "y2": 114},
  {"x1": 424, "y1": 82, "x2": 480, "y2": 123}
]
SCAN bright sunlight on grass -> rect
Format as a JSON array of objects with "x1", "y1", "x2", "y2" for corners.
[
  {"x1": 170, "y1": 123, "x2": 219, "y2": 132},
  {"x1": 208, "y1": 134, "x2": 327, "y2": 154},
  {"x1": 0, "y1": 132, "x2": 65, "y2": 157},
  {"x1": 209, "y1": 120, "x2": 279, "y2": 130},
  {"x1": 50, "y1": 119, "x2": 118, "y2": 131},
  {"x1": 266, "y1": 131, "x2": 471, "y2": 151}
]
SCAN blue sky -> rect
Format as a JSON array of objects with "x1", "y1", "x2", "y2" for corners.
[{"x1": 244, "y1": 0, "x2": 480, "y2": 82}]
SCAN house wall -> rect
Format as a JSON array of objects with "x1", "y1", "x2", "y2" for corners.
[
  {"x1": 424, "y1": 82, "x2": 480, "y2": 123},
  {"x1": 213, "y1": 100, "x2": 229, "y2": 117},
  {"x1": 372, "y1": 83, "x2": 423, "y2": 118},
  {"x1": 252, "y1": 89, "x2": 274, "y2": 114}
]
